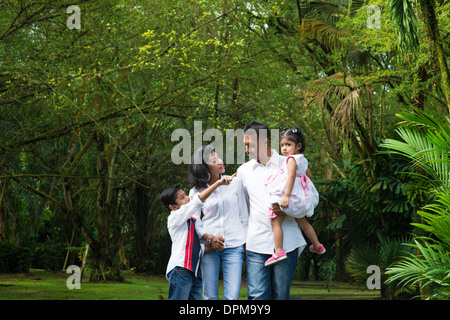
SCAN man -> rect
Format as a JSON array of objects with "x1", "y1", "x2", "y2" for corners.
[{"x1": 237, "y1": 120, "x2": 306, "y2": 300}]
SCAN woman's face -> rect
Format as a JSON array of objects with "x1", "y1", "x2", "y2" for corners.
[{"x1": 207, "y1": 151, "x2": 225, "y2": 177}]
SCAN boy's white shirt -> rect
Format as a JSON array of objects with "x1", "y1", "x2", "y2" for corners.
[
  {"x1": 237, "y1": 149, "x2": 307, "y2": 255},
  {"x1": 166, "y1": 194, "x2": 205, "y2": 279}
]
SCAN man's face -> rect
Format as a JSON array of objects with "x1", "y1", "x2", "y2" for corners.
[
  {"x1": 244, "y1": 134, "x2": 268, "y2": 161},
  {"x1": 244, "y1": 135, "x2": 256, "y2": 160}
]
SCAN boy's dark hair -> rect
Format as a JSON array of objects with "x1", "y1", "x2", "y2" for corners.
[
  {"x1": 243, "y1": 120, "x2": 271, "y2": 141},
  {"x1": 160, "y1": 185, "x2": 181, "y2": 210},
  {"x1": 280, "y1": 126, "x2": 306, "y2": 153}
]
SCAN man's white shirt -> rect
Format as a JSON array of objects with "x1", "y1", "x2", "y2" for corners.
[{"x1": 237, "y1": 149, "x2": 307, "y2": 255}]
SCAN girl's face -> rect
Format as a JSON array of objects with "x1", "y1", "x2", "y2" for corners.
[
  {"x1": 207, "y1": 151, "x2": 225, "y2": 178},
  {"x1": 280, "y1": 137, "x2": 302, "y2": 156}
]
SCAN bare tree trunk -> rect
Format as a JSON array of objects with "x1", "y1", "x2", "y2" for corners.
[
  {"x1": 418, "y1": 0, "x2": 450, "y2": 114},
  {"x1": 89, "y1": 130, "x2": 122, "y2": 282},
  {"x1": 0, "y1": 179, "x2": 9, "y2": 241}
]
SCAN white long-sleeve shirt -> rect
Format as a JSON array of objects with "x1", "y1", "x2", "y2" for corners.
[
  {"x1": 237, "y1": 150, "x2": 306, "y2": 255},
  {"x1": 189, "y1": 175, "x2": 248, "y2": 249},
  {"x1": 166, "y1": 194, "x2": 205, "y2": 279}
]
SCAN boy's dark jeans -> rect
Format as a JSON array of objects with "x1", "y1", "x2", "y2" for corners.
[{"x1": 168, "y1": 266, "x2": 202, "y2": 300}]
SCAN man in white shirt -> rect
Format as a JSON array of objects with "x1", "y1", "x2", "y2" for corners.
[{"x1": 237, "y1": 121, "x2": 306, "y2": 300}]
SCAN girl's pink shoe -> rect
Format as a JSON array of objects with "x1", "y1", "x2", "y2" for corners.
[
  {"x1": 264, "y1": 250, "x2": 287, "y2": 266},
  {"x1": 309, "y1": 244, "x2": 326, "y2": 254}
]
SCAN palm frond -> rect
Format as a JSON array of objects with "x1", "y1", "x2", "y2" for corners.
[
  {"x1": 300, "y1": 18, "x2": 351, "y2": 49},
  {"x1": 381, "y1": 109, "x2": 450, "y2": 187},
  {"x1": 386, "y1": 238, "x2": 450, "y2": 299},
  {"x1": 389, "y1": 0, "x2": 420, "y2": 52},
  {"x1": 412, "y1": 189, "x2": 450, "y2": 244},
  {"x1": 307, "y1": 72, "x2": 374, "y2": 134},
  {"x1": 301, "y1": 1, "x2": 344, "y2": 23},
  {"x1": 382, "y1": 109, "x2": 450, "y2": 299},
  {"x1": 301, "y1": 0, "x2": 366, "y2": 21}
]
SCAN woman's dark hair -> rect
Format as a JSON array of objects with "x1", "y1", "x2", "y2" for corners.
[
  {"x1": 160, "y1": 185, "x2": 181, "y2": 210},
  {"x1": 280, "y1": 126, "x2": 306, "y2": 153},
  {"x1": 189, "y1": 145, "x2": 219, "y2": 190}
]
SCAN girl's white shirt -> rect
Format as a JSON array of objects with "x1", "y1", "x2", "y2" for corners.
[{"x1": 189, "y1": 175, "x2": 249, "y2": 249}]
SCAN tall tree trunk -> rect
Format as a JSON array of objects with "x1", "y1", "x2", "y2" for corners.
[
  {"x1": 89, "y1": 130, "x2": 122, "y2": 282},
  {"x1": 418, "y1": 0, "x2": 450, "y2": 114},
  {"x1": 0, "y1": 179, "x2": 11, "y2": 242},
  {"x1": 88, "y1": 75, "x2": 122, "y2": 282},
  {"x1": 333, "y1": 209, "x2": 346, "y2": 281}
]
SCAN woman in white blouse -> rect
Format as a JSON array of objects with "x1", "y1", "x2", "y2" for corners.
[{"x1": 189, "y1": 145, "x2": 249, "y2": 300}]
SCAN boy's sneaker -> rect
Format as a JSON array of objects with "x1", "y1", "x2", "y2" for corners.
[
  {"x1": 264, "y1": 250, "x2": 287, "y2": 267},
  {"x1": 309, "y1": 244, "x2": 326, "y2": 254}
]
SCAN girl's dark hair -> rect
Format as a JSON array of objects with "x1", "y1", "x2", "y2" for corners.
[
  {"x1": 280, "y1": 126, "x2": 306, "y2": 153},
  {"x1": 189, "y1": 145, "x2": 219, "y2": 190}
]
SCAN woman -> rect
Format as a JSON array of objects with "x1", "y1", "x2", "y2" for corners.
[{"x1": 189, "y1": 145, "x2": 248, "y2": 300}]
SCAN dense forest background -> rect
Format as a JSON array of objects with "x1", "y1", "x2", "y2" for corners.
[{"x1": 1, "y1": 0, "x2": 449, "y2": 298}]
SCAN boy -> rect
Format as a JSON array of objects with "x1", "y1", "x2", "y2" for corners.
[{"x1": 161, "y1": 173, "x2": 235, "y2": 300}]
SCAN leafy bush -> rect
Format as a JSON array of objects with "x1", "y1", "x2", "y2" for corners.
[
  {"x1": 346, "y1": 233, "x2": 417, "y2": 299},
  {"x1": 0, "y1": 241, "x2": 34, "y2": 273},
  {"x1": 382, "y1": 109, "x2": 450, "y2": 300}
]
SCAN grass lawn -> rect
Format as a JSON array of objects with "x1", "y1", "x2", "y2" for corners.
[{"x1": 0, "y1": 269, "x2": 380, "y2": 300}]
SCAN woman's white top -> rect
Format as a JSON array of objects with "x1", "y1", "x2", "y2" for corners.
[{"x1": 189, "y1": 175, "x2": 249, "y2": 249}]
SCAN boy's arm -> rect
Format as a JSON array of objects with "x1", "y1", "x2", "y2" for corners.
[
  {"x1": 167, "y1": 195, "x2": 203, "y2": 231},
  {"x1": 195, "y1": 173, "x2": 236, "y2": 251},
  {"x1": 188, "y1": 188, "x2": 202, "y2": 220}
]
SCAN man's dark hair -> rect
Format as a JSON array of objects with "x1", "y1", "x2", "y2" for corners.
[
  {"x1": 243, "y1": 120, "x2": 270, "y2": 140},
  {"x1": 160, "y1": 185, "x2": 181, "y2": 210}
]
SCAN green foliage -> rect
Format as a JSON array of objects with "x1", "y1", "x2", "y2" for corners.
[
  {"x1": 346, "y1": 233, "x2": 417, "y2": 299},
  {"x1": 0, "y1": 241, "x2": 34, "y2": 273},
  {"x1": 389, "y1": 0, "x2": 419, "y2": 52},
  {"x1": 318, "y1": 150, "x2": 417, "y2": 245},
  {"x1": 383, "y1": 110, "x2": 450, "y2": 299},
  {"x1": 382, "y1": 109, "x2": 450, "y2": 187},
  {"x1": 0, "y1": 0, "x2": 449, "y2": 285},
  {"x1": 319, "y1": 258, "x2": 337, "y2": 292},
  {"x1": 386, "y1": 237, "x2": 450, "y2": 299}
]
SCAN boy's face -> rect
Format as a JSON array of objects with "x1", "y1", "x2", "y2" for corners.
[{"x1": 169, "y1": 189, "x2": 190, "y2": 211}]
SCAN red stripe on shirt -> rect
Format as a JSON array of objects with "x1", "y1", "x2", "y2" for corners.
[{"x1": 184, "y1": 217, "x2": 196, "y2": 271}]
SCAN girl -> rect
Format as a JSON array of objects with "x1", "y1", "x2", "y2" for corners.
[{"x1": 265, "y1": 127, "x2": 325, "y2": 266}]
